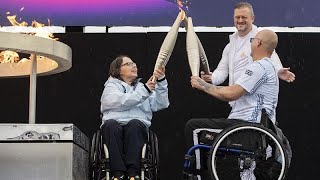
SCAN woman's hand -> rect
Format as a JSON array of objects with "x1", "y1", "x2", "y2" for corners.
[
  {"x1": 153, "y1": 66, "x2": 166, "y2": 80},
  {"x1": 146, "y1": 76, "x2": 156, "y2": 91}
]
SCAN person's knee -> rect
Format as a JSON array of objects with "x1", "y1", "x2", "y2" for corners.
[
  {"x1": 184, "y1": 119, "x2": 197, "y2": 135},
  {"x1": 102, "y1": 119, "x2": 121, "y2": 134},
  {"x1": 127, "y1": 119, "x2": 145, "y2": 128},
  {"x1": 101, "y1": 120, "x2": 122, "y2": 144},
  {"x1": 126, "y1": 120, "x2": 147, "y2": 139},
  {"x1": 103, "y1": 119, "x2": 118, "y2": 127}
]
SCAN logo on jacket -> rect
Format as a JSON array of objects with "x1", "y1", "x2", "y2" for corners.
[{"x1": 240, "y1": 52, "x2": 247, "y2": 59}]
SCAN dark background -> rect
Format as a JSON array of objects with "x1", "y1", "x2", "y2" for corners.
[{"x1": 0, "y1": 31, "x2": 319, "y2": 179}]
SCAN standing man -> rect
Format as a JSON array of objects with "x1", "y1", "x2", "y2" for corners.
[
  {"x1": 186, "y1": 29, "x2": 281, "y2": 180},
  {"x1": 201, "y1": 2, "x2": 295, "y2": 88}
]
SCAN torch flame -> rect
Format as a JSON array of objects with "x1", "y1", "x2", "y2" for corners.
[
  {"x1": 177, "y1": 0, "x2": 183, "y2": 10},
  {"x1": 180, "y1": 10, "x2": 186, "y2": 21},
  {"x1": 177, "y1": 0, "x2": 190, "y2": 13}
]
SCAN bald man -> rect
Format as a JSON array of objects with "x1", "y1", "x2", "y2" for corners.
[{"x1": 184, "y1": 29, "x2": 280, "y2": 179}]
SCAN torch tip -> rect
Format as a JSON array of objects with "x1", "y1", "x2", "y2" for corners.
[{"x1": 180, "y1": 9, "x2": 186, "y2": 21}]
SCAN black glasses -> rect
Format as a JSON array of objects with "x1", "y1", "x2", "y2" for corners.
[
  {"x1": 250, "y1": 37, "x2": 261, "y2": 43},
  {"x1": 121, "y1": 62, "x2": 136, "y2": 67}
]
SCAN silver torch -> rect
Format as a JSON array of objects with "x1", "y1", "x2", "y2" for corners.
[
  {"x1": 186, "y1": 17, "x2": 200, "y2": 76},
  {"x1": 152, "y1": 10, "x2": 186, "y2": 82}
]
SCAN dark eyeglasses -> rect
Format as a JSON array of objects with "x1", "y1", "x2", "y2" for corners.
[
  {"x1": 121, "y1": 62, "x2": 136, "y2": 67},
  {"x1": 250, "y1": 37, "x2": 261, "y2": 43}
]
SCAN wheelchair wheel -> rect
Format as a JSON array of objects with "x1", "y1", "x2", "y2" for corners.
[
  {"x1": 151, "y1": 131, "x2": 160, "y2": 180},
  {"x1": 208, "y1": 123, "x2": 289, "y2": 180},
  {"x1": 89, "y1": 132, "x2": 96, "y2": 179},
  {"x1": 143, "y1": 130, "x2": 160, "y2": 180},
  {"x1": 89, "y1": 130, "x2": 103, "y2": 180}
]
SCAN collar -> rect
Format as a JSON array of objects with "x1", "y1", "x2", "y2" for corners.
[{"x1": 229, "y1": 24, "x2": 259, "y2": 42}]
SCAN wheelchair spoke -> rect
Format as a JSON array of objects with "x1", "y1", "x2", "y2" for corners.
[
  {"x1": 254, "y1": 158, "x2": 283, "y2": 179},
  {"x1": 90, "y1": 130, "x2": 159, "y2": 180},
  {"x1": 214, "y1": 154, "x2": 242, "y2": 179},
  {"x1": 208, "y1": 123, "x2": 288, "y2": 180}
]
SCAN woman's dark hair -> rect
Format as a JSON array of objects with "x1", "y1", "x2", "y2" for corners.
[{"x1": 108, "y1": 55, "x2": 130, "y2": 79}]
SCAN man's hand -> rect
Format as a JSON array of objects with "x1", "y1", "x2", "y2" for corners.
[
  {"x1": 191, "y1": 76, "x2": 208, "y2": 91},
  {"x1": 200, "y1": 71, "x2": 212, "y2": 83},
  {"x1": 278, "y1": 68, "x2": 295, "y2": 83}
]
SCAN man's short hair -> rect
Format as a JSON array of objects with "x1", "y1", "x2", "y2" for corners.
[{"x1": 234, "y1": 2, "x2": 254, "y2": 17}]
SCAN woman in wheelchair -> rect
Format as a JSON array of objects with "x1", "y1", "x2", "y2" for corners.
[
  {"x1": 185, "y1": 30, "x2": 291, "y2": 179},
  {"x1": 100, "y1": 55, "x2": 169, "y2": 180}
]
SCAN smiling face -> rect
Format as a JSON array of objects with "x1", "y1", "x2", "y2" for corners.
[
  {"x1": 120, "y1": 57, "x2": 138, "y2": 82},
  {"x1": 234, "y1": 7, "x2": 254, "y2": 37}
]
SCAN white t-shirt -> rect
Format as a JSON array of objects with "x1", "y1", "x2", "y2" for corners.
[
  {"x1": 232, "y1": 34, "x2": 253, "y2": 85},
  {"x1": 228, "y1": 58, "x2": 279, "y2": 123}
]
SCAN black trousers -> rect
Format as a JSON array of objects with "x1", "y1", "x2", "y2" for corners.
[
  {"x1": 184, "y1": 118, "x2": 246, "y2": 180},
  {"x1": 101, "y1": 119, "x2": 148, "y2": 176},
  {"x1": 184, "y1": 118, "x2": 245, "y2": 150}
]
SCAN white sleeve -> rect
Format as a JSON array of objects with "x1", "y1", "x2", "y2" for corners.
[
  {"x1": 149, "y1": 79, "x2": 170, "y2": 112},
  {"x1": 212, "y1": 43, "x2": 230, "y2": 85},
  {"x1": 270, "y1": 50, "x2": 283, "y2": 72}
]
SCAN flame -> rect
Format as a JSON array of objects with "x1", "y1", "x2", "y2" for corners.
[
  {"x1": 47, "y1": 18, "x2": 51, "y2": 26},
  {"x1": 0, "y1": 51, "x2": 20, "y2": 64},
  {"x1": 1, "y1": 10, "x2": 58, "y2": 64},
  {"x1": 32, "y1": 20, "x2": 45, "y2": 28},
  {"x1": 176, "y1": 0, "x2": 191, "y2": 12},
  {"x1": 17, "y1": 58, "x2": 30, "y2": 65},
  {"x1": 7, "y1": 15, "x2": 28, "y2": 26},
  {"x1": 177, "y1": 0, "x2": 183, "y2": 9},
  {"x1": 180, "y1": 10, "x2": 186, "y2": 21},
  {"x1": 6, "y1": 13, "x2": 57, "y2": 39}
]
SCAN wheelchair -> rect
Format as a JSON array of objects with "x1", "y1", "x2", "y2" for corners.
[
  {"x1": 89, "y1": 128, "x2": 160, "y2": 180},
  {"x1": 183, "y1": 110, "x2": 290, "y2": 180}
]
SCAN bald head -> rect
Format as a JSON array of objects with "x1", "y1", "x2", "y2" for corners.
[{"x1": 256, "y1": 29, "x2": 278, "y2": 54}]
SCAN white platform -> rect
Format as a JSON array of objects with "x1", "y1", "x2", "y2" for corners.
[{"x1": 0, "y1": 124, "x2": 89, "y2": 180}]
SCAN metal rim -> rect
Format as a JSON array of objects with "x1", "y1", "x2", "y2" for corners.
[{"x1": 210, "y1": 124, "x2": 287, "y2": 180}]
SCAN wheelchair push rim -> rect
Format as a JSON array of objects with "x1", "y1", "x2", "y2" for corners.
[
  {"x1": 208, "y1": 123, "x2": 289, "y2": 180},
  {"x1": 143, "y1": 130, "x2": 160, "y2": 180},
  {"x1": 89, "y1": 130, "x2": 104, "y2": 180},
  {"x1": 89, "y1": 132, "x2": 97, "y2": 179}
]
